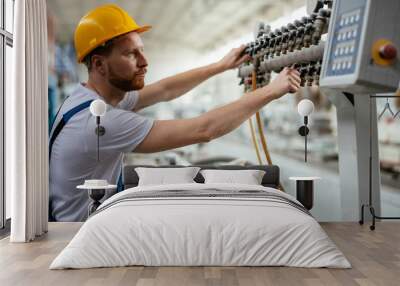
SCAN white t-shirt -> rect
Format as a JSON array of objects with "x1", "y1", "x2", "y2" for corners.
[{"x1": 49, "y1": 84, "x2": 154, "y2": 221}]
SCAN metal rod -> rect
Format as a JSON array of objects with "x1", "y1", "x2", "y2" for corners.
[
  {"x1": 369, "y1": 98, "x2": 372, "y2": 205},
  {"x1": 96, "y1": 117, "x2": 100, "y2": 162},
  {"x1": 238, "y1": 42, "x2": 325, "y2": 78},
  {"x1": 370, "y1": 95, "x2": 399, "y2": 98},
  {"x1": 260, "y1": 42, "x2": 325, "y2": 73},
  {"x1": 97, "y1": 129, "x2": 99, "y2": 162},
  {"x1": 305, "y1": 132, "x2": 308, "y2": 162},
  {"x1": 371, "y1": 214, "x2": 400, "y2": 219}
]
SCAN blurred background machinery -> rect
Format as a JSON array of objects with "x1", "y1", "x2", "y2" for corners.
[{"x1": 43, "y1": 0, "x2": 400, "y2": 221}]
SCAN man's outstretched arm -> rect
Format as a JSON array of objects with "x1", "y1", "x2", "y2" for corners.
[
  {"x1": 134, "y1": 68, "x2": 300, "y2": 153},
  {"x1": 133, "y1": 45, "x2": 250, "y2": 112}
]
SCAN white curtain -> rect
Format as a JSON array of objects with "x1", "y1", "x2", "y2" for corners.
[{"x1": 8, "y1": 0, "x2": 49, "y2": 242}]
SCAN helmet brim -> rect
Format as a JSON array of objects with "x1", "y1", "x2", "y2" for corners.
[
  {"x1": 135, "y1": 25, "x2": 152, "y2": 34},
  {"x1": 77, "y1": 25, "x2": 152, "y2": 63}
]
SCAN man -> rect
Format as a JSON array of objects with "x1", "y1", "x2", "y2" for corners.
[{"x1": 49, "y1": 4, "x2": 301, "y2": 221}]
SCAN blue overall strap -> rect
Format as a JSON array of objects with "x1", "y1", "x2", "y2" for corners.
[
  {"x1": 49, "y1": 96, "x2": 70, "y2": 134},
  {"x1": 49, "y1": 99, "x2": 94, "y2": 159},
  {"x1": 117, "y1": 170, "x2": 124, "y2": 192}
]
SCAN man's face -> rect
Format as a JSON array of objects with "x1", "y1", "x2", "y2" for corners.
[{"x1": 104, "y1": 32, "x2": 148, "y2": 91}]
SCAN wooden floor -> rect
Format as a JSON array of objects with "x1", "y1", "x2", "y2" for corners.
[{"x1": 0, "y1": 222, "x2": 399, "y2": 286}]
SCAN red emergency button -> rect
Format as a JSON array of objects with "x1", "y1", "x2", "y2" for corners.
[
  {"x1": 372, "y1": 39, "x2": 397, "y2": 66},
  {"x1": 379, "y1": 44, "x2": 397, "y2": 60}
]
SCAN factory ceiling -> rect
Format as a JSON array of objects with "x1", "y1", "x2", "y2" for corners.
[{"x1": 47, "y1": 0, "x2": 304, "y2": 52}]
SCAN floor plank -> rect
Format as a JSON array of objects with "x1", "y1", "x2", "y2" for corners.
[{"x1": 0, "y1": 222, "x2": 399, "y2": 286}]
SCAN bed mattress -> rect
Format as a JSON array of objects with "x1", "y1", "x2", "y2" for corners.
[{"x1": 50, "y1": 183, "x2": 351, "y2": 269}]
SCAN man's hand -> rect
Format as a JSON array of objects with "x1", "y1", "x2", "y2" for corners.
[
  {"x1": 216, "y1": 45, "x2": 251, "y2": 72},
  {"x1": 264, "y1": 67, "x2": 301, "y2": 99}
]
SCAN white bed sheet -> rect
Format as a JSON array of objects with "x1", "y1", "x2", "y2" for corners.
[{"x1": 50, "y1": 183, "x2": 351, "y2": 269}]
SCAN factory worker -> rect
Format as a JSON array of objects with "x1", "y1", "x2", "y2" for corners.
[{"x1": 49, "y1": 4, "x2": 301, "y2": 221}]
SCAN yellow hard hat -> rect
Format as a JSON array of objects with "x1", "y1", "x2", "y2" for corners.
[{"x1": 74, "y1": 4, "x2": 151, "y2": 63}]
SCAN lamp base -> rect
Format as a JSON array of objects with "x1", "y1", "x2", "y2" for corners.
[
  {"x1": 87, "y1": 189, "x2": 105, "y2": 216},
  {"x1": 296, "y1": 180, "x2": 314, "y2": 210}
]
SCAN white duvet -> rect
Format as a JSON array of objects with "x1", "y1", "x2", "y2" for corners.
[{"x1": 50, "y1": 183, "x2": 351, "y2": 269}]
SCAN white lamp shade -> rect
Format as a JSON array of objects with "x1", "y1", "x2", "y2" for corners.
[
  {"x1": 90, "y1": 99, "x2": 107, "y2": 117},
  {"x1": 297, "y1": 99, "x2": 314, "y2": 117}
]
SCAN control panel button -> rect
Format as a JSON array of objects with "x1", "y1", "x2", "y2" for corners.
[
  {"x1": 379, "y1": 44, "x2": 397, "y2": 60},
  {"x1": 347, "y1": 31, "x2": 352, "y2": 39}
]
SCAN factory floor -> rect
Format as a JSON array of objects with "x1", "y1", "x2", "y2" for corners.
[{"x1": 1, "y1": 222, "x2": 399, "y2": 286}]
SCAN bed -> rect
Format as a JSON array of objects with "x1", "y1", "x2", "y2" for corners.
[{"x1": 50, "y1": 165, "x2": 351, "y2": 269}]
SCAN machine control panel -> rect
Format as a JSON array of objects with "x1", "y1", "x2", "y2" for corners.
[
  {"x1": 320, "y1": 0, "x2": 400, "y2": 93},
  {"x1": 326, "y1": 4, "x2": 364, "y2": 76}
]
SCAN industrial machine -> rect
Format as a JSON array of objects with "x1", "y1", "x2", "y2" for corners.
[{"x1": 238, "y1": 0, "x2": 400, "y2": 225}]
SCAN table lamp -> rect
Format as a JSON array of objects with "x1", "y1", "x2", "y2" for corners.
[
  {"x1": 89, "y1": 99, "x2": 107, "y2": 161},
  {"x1": 297, "y1": 99, "x2": 314, "y2": 162},
  {"x1": 79, "y1": 99, "x2": 116, "y2": 217}
]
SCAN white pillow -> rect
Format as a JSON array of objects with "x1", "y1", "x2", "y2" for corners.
[
  {"x1": 135, "y1": 167, "x2": 200, "y2": 186},
  {"x1": 200, "y1": 169, "x2": 266, "y2": 185}
]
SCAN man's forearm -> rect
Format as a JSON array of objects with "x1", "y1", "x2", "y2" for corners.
[
  {"x1": 199, "y1": 86, "x2": 277, "y2": 141},
  {"x1": 161, "y1": 62, "x2": 225, "y2": 101},
  {"x1": 134, "y1": 62, "x2": 225, "y2": 111}
]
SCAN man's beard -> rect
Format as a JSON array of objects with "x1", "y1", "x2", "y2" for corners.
[{"x1": 108, "y1": 64, "x2": 145, "y2": 92}]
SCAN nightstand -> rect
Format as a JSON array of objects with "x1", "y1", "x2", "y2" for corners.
[
  {"x1": 77, "y1": 181, "x2": 117, "y2": 216},
  {"x1": 289, "y1": 177, "x2": 321, "y2": 210}
]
